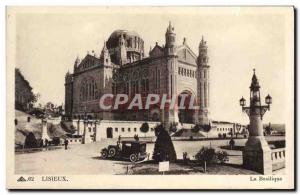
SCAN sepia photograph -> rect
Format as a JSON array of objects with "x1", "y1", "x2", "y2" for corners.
[{"x1": 6, "y1": 6, "x2": 294, "y2": 189}]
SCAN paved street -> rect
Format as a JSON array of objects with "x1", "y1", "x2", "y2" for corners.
[
  {"x1": 15, "y1": 137, "x2": 284, "y2": 175},
  {"x1": 15, "y1": 138, "x2": 246, "y2": 175}
]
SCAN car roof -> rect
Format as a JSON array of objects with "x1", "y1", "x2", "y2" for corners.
[{"x1": 121, "y1": 140, "x2": 146, "y2": 144}]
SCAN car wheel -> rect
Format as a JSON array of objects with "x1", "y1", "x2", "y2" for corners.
[
  {"x1": 129, "y1": 154, "x2": 138, "y2": 162},
  {"x1": 108, "y1": 147, "x2": 117, "y2": 157},
  {"x1": 101, "y1": 150, "x2": 108, "y2": 159}
]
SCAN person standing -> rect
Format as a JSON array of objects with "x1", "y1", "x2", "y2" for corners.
[
  {"x1": 229, "y1": 138, "x2": 235, "y2": 150},
  {"x1": 64, "y1": 139, "x2": 69, "y2": 150}
]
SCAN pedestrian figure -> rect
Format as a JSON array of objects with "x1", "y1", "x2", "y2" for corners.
[
  {"x1": 39, "y1": 139, "x2": 44, "y2": 148},
  {"x1": 117, "y1": 135, "x2": 121, "y2": 148},
  {"x1": 64, "y1": 139, "x2": 69, "y2": 150},
  {"x1": 229, "y1": 138, "x2": 235, "y2": 150},
  {"x1": 27, "y1": 116, "x2": 31, "y2": 123},
  {"x1": 14, "y1": 119, "x2": 18, "y2": 125},
  {"x1": 134, "y1": 134, "x2": 139, "y2": 141},
  {"x1": 183, "y1": 152, "x2": 190, "y2": 164},
  {"x1": 45, "y1": 139, "x2": 48, "y2": 147}
]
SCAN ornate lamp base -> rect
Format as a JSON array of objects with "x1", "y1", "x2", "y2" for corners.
[{"x1": 243, "y1": 136, "x2": 272, "y2": 175}]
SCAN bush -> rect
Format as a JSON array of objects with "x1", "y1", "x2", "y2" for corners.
[
  {"x1": 192, "y1": 124, "x2": 201, "y2": 133},
  {"x1": 195, "y1": 147, "x2": 229, "y2": 165},
  {"x1": 195, "y1": 147, "x2": 218, "y2": 165},
  {"x1": 202, "y1": 123, "x2": 212, "y2": 132},
  {"x1": 24, "y1": 132, "x2": 38, "y2": 148},
  {"x1": 140, "y1": 122, "x2": 149, "y2": 134},
  {"x1": 216, "y1": 151, "x2": 229, "y2": 164},
  {"x1": 192, "y1": 123, "x2": 212, "y2": 133},
  {"x1": 222, "y1": 133, "x2": 227, "y2": 138},
  {"x1": 169, "y1": 122, "x2": 178, "y2": 132},
  {"x1": 152, "y1": 124, "x2": 177, "y2": 163}
]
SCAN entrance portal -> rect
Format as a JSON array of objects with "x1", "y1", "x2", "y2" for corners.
[{"x1": 178, "y1": 91, "x2": 196, "y2": 124}]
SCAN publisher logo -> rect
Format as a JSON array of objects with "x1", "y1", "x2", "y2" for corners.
[{"x1": 17, "y1": 176, "x2": 26, "y2": 182}]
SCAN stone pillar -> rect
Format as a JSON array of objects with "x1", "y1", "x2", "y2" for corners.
[
  {"x1": 82, "y1": 121, "x2": 93, "y2": 144},
  {"x1": 82, "y1": 120, "x2": 87, "y2": 144},
  {"x1": 77, "y1": 120, "x2": 80, "y2": 136},
  {"x1": 243, "y1": 115, "x2": 272, "y2": 174},
  {"x1": 41, "y1": 119, "x2": 51, "y2": 141},
  {"x1": 94, "y1": 122, "x2": 97, "y2": 142}
]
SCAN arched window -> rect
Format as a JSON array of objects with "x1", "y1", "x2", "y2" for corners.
[{"x1": 80, "y1": 77, "x2": 98, "y2": 101}]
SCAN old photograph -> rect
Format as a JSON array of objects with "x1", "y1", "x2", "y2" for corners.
[{"x1": 6, "y1": 6, "x2": 294, "y2": 189}]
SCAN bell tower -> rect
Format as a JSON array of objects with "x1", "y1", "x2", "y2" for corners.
[
  {"x1": 165, "y1": 21, "x2": 176, "y2": 56},
  {"x1": 197, "y1": 36, "x2": 210, "y2": 125},
  {"x1": 100, "y1": 41, "x2": 113, "y2": 93},
  {"x1": 164, "y1": 22, "x2": 179, "y2": 129}
]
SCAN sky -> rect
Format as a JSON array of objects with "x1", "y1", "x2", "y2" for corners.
[{"x1": 13, "y1": 7, "x2": 293, "y2": 124}]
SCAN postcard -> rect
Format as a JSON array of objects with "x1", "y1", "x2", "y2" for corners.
[{"x1": 6, "y1": 6, "x2": 294, "y2": 189}]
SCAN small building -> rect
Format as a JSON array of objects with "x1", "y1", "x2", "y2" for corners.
[
  {"x1": 209, "y1": 121, "x2": 247, "y2": 138},
  {"x1": 68, "y1": 120, "x2": 160, "y2": 142}
]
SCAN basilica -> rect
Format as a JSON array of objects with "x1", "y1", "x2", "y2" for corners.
[{"x1": 65, "y1": 22, "x2": 210, "y2": 126}]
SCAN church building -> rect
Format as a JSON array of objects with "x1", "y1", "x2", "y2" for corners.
[{"x1": 65, "y1": 22, "x2": 210, "y2": 126}]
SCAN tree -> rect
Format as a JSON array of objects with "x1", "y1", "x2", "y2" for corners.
[
  {"x1": 192, "y1": 123, "x2": 211, "y2": 133},
  {"x1": 202, "y1": 123, "x2": 211, "y2": 132},
  {"x1": 29, "y1": 93, "x2": 40, "y2": 106},
  {"x1": 265, "y1": 123, "x2": 273, "y2": 135},
  {"x1": 152, "y1": 124, "x2": 177, "y2": 163},
  {"x1": 45, "y1": 102, "x2": 55, "y2": 111},
  {"x1": 24, "y1": 132, "x2": 38, "y2": 148},
  {"x1": 195, "y1": 147, "x2": 229, "y2": 165},
  {"x1": 140, "y1": 122, "x2": 149, "y2": 137},
  {"x1": 195, "y1": 147, "x2": 217, "y2": 165},
  {"x1": 169, "y1": 122, "x2": 178, "y2": 133},
  {"x1": 192, "y1": 124, "x2": 201, "y2": 133}
]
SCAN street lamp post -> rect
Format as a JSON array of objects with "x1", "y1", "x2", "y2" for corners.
[
  {"x1": 239, "y1": 69, "x2": 273, "y2": 174},
  {"x1": 82, "y1": 105, "x2": 87, "y2": 144},
  {"x1": 93, "y1": 120, "x2": 99, "y2": 142},
  {"x1": 236, "y1": 123, "x2": 241, "y2": 138}
]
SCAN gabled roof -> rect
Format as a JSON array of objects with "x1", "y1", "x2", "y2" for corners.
[
  {"x1": 177, "y1": 44, "x2": 198, "y2": 59},
  {"x1": 177, "y1": 44, "x2": 198, "y2": 66},
  {"x1": 149, "y1": 44, "x2": 164, "y2": 57}
]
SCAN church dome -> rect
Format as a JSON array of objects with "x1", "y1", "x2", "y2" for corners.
[
  {"x1": 107, "y1": 30, "x2": 144, "y2": 49},
  {"x1": 106, "y1": 29, "x2": 145, "y2": 65},
  {"x1": 109, "y1": 30, "x2": 140, "y2": 40}
]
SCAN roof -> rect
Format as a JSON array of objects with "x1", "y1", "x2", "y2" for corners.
[
  {"x1": 109, "y1": 30, "x2": 141, "y2": 39},
  {"x1": 121, "y1": 140, "x2": 146, "y2": 144}
]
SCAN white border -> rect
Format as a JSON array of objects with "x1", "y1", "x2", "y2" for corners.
[{"x1": 1, "y1": 0, "x2": 298, "y2": 194}]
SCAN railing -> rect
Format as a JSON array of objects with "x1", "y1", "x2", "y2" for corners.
[{"x1": 271, "y1": 148, "x2": 285, "y2": 171}]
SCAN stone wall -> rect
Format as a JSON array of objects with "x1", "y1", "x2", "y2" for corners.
[{"x1": 71, "y1": 119, "x2": 160, "y2": 142}]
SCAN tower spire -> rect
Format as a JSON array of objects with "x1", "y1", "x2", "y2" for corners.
[
  {"x1": 165, "y1": 21, "x2": 176, "y2": 54},
  {"x1": 100, "y1": 41, "x2": 111, "y2": 66},
  {"x1": 74, "y1": 55, "x2": 80, "y2": 71}
]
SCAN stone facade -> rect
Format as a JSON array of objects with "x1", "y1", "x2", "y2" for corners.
[{"x1": 65, "y1": 22, "x2": 211, "y2": 126}]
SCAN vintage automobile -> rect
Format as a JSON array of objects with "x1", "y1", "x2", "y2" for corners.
[{"x1": 100, "y1": 140, "x2": 148, "y2": 162}]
